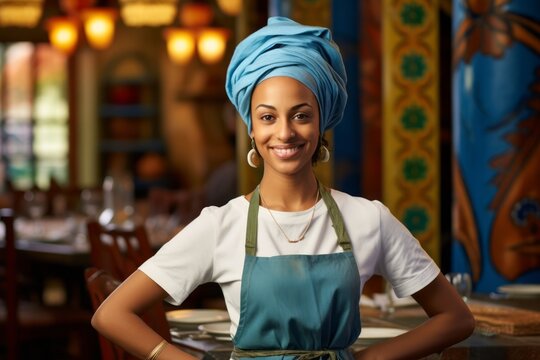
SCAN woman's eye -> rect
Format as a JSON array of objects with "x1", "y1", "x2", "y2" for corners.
[
  {"x1": 293, "y1": 113, "x2": 310, "y2": 121},
  {"x1": 261, "y1": 114, "x2": 274, "y2": 121}
]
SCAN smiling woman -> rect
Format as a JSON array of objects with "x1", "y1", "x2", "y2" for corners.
[{"x1": 90, "y1": 16, "x2": 474, "y2": 360}]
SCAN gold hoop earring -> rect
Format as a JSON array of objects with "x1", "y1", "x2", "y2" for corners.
[
  {"x1": 247, "y1": 139, "x2": 259, "y2": 168},
  {"x1": 319, "y1": 145, "x2": 330, "y2": 163}
]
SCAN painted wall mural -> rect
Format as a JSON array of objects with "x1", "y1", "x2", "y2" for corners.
[
  {"x1": 383, "y1": 0, "x2": 441, "y2": 263},
  {"x1": 452, "y1": 0, "x2": 540, "y2": 292}
]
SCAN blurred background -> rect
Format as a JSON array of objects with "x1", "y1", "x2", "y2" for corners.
[{"x1": 0, "y1": 0, "x2": 538, "y2": 344}]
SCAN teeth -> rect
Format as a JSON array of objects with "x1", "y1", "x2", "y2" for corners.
[{"x1": 273, "y1": 146, "x2": 299, "y2": 156}]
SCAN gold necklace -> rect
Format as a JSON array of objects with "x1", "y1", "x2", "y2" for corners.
[{"x1": 259, "y1": 186, "x2": 319, "y2": 243}]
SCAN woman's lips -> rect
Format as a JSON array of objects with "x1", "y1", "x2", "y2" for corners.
[{"x1": 270, "y1": 144, "x2": 304, "y2": 159}]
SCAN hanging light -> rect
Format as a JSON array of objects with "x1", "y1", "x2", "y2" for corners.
[
  {"x1": 197, "y1": 28, "x2": 229, "y2": 64},
  {"x1": 81, "y1": 8, "x2": 117, "y2": 49},
  {"x1": 216, "y1": 0, "x2": 241, "y2": 16},
  {"x1": 179, "y1": 2, "x2": 213, "y2": 27},
  {"x1": 163, "y1": 28, "x2": 195, "y2": 64},
  {"x1": 46, "y1": 17, "x2": 79, "y2": 54},
  {"x1": 0, "y1": 0, "x2": 45, "y2": 27},
  {"x1": 119, "y1": 0, "x2": 178, "y2": 26},
  {"x1": 60, "y1": 0, "x2": 96, "y2": 14}
]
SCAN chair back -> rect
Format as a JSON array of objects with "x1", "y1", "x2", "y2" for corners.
[
  {"x1": 84, "y1": 268, "x2": 135, "y2": 360},
  {"x1": 86, "y1": 221, "x2": 153, "y2": 280},
  {"x1": 84, "y1": 267, "x2": 171, "y2": 360},
  {"x1": 0, "y1": 208, "x2": 18, "y2": 360}
]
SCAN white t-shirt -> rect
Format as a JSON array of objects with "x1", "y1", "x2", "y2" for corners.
[{"x1": 139, "y1": 189, "x2": 439, "y2": 334}]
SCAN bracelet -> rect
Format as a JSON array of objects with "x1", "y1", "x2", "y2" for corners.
[{"x1": 146, "y1": 339, "x2": 168, "y2": 360}]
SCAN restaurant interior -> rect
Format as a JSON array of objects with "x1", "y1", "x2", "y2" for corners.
[{"x1": 0, "y1": 0, "x2": 539, "y2": 359}]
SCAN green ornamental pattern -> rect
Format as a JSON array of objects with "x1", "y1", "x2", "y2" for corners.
[
  {"x1": 401, "y1": 53, "x2": 427, "y2": 81},
  {"x1": 400, "y1": 2, "x2": 426, "y2": 27},
  {"x1": 403, "y1": 206, "x2": 429, "y2": 234},
  {"x1": 401, "y1": 105, "x2": 427, "y2": 131},
  {"x1": 403, "y1": 156, "x2": 428, "y2": 182}
]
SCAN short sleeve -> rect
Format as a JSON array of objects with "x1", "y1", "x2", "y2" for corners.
[
  {"x1": 139, "y1": 208, "x2": 217, "y2": 305},
  {"x1": 374, "y1": 201, "x2": 440, "y2": 298}
]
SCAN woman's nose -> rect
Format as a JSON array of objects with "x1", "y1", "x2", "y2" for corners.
[{"x1": 277, "y1": 120, "x2": 295, "y2": 140}]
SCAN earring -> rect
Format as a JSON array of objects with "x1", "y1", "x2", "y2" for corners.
[
  {"x1": 247, "y1": 138, "x2": 259, "y2": 168},
  {"x1": 319, "y1": 145, "x2": 330, "y2": 163}
]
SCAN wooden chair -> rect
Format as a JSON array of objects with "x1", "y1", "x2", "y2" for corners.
[
  {"x1": 86, "y1": 220, "x2": 153, "y2": 281},
  {"x1": 0, "y1": 208, "x2": 94, "y2": 360},
  {"x1": 84, "y1": 267, "x2": 171, "y2": 360},
  {"x1": 86, "y1": 220, "x2": 225, "y2": 310}
]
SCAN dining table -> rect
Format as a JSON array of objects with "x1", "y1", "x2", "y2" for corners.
[
  {"x1": 168, "y1": 294, "x2": 540, "y2": 360},
  {"x1": 3, "y1": 213, "x2": 175, "y2": 309}
]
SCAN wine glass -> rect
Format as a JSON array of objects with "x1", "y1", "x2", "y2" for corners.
[
  {"x1": 80, "y1": 188, "x2": 103, "y2": 219},
  {"x1": 24, "y1": 190, "x2": 48, "y2": 237},
  {"x1": 445, "y1": 272, "x2": 472, "y2": 302}
]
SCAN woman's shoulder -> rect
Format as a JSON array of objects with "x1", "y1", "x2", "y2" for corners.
[
  {"x1": 329, "y1": 188, "x2": 386, "y2": 211},
  {"x1": 199, "y1": 194, "x2": 249, "y2": 222},
  {"x1": 328, "y1": 188, "x2": 396, "y2": 228}
]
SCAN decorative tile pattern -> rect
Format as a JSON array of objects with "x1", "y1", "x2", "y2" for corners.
[{"x1": 383, "y1": 0, "x2": 440, "y2": 262}]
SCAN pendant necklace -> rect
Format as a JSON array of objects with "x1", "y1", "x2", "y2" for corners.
[{"x1": 259, "y1": 186, "x2": 319, "y2": 243}]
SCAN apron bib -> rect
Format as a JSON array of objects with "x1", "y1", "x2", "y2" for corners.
[{"x1": 232, "y1": 182, "x2": 361, "y2": 360}]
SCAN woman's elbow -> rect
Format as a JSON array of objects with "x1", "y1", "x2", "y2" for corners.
[
  {"x1": 456, "y1": 308, "x2": 476, "y2": 340},
  {"x1": 91, "y1": 303, "x2": 113, "y2": 335}
]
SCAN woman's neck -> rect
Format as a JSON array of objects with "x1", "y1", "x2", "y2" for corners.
[{"x1": 259, "y1": 173, "x2": 319, "y2": 211}]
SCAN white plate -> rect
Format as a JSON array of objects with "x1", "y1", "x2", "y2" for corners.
[
  {"x1": 359, "y1": 327, "x2": 407, "y2": 339},
  {"x1": 497, "y1": 284, "x2": 540, "y2": 297},
  {"x1": 198, "y1": 321, "x2": 231, "y2": 336},
  {"x1": 166, "y1": 309, "x2": 229, "y2": 325}
]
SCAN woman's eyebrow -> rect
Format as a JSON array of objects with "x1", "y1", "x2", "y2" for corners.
[
  {"x1": 255, "y1": 104, "x2": 276, "y2": 110},
  {"x1": 255, "y1": 103, "x2": 313, "y2": 110},
  {"x1": 291, "y1": 103, "x2": 313, "y2": 110}
]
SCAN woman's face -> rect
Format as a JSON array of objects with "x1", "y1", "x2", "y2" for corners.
[{"x1": 250, "y1": 76, "x2": 320, "y2": 177}]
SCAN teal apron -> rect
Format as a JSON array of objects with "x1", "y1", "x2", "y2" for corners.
[{"x1": 232, "y1": 183, "x2": 361, "y2": 360}]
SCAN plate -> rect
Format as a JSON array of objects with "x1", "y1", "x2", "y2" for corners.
[
  {"x1": 497, "y1": 284, "x2": 540, "y2": 298},
  {"x1": 358, "y1": 327, "x2": 407, "y2": 339},
  {"x1": 198, "y1": 321, "x2": 231, "y2": 336},
  {"x1": 166, "y1": 309, "x2": 229, "y2": 325}
]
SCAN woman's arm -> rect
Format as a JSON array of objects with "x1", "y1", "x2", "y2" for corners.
[
  {"x1": 356, "y1": 272, "x2": 475, "y2": 360},
  {"x1": 91, "y1": 270, "x2": 198, "y2": 360}
]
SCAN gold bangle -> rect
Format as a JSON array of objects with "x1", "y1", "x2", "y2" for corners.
[{"x1": 146, "y1": 339, "x2": 168, "y2": 360}]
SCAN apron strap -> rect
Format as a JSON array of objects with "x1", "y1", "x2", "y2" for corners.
[
  {"x1": 245, "y1": 180, "x2": 352, "y2": 256},
  {"x1": 246, "y1": 187, "x2": 260, "y2": 256},
  {"x1": 318, "y1": 180, "x2": 352, "y2": 252}
]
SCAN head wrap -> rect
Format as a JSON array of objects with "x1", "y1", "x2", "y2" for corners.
[{"x1": 225, "y1": 16, "x2": 347, "y2": 134}]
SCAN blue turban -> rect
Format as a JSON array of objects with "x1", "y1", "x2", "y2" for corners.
[{"x1": 225, "y1": 16, "x2": 347, "y2": 134}]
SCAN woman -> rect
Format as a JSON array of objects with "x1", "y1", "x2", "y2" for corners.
[{"x1": 92, "y1": 17, "x2": 475, "y2": 360}]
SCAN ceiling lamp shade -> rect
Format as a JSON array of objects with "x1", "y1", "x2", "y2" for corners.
[
  {"x1": 179, "y1": 2, "x2": 213, "y2": 27},
  {"x1": 60, "y1": 0, "x2": 96, "y2": 14},
  {"x1": 216, "y1": 0, "x2": 241, "y2": 16},
  {"x1": 81, "y1": 8, "x2": 117, "y2": 49},
  {"x1": 0, "y1": 0, "x2": 45, "y2": 27},
  {"x1": 164, "y1": 28, "x2": 195, "y2": 64},
  {"x1": 119, "y1": 0, "x2": 178, "y2": 26},
  {"x1": 197, "y1": 28, "x2": 229, "y2": 64},
  {"x1": 46, "y1": 17, "x2": 79, "y2": 54}
]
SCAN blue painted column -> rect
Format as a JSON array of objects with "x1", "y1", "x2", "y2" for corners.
[
  {"x1": 452, "y1": 0, "x2": 540, "y2": 292},
  {"x1": 331, "y1": 1, "x2": 361, "y2": 195}
]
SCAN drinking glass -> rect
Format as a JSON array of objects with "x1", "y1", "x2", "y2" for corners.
[
  {"x1": 80, "y1": 188, "x2": 103, "y2": 219},
  {"x1": 24, "y1": 190, "x2": 47, "y2": 236},
  {"x1": 445, "y1": 272, "x2": 472, "y2": 302}
]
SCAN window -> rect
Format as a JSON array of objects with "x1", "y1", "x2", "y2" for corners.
[{"x1": 0, "y1": 42, "x2": 69, "y2": 190}]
